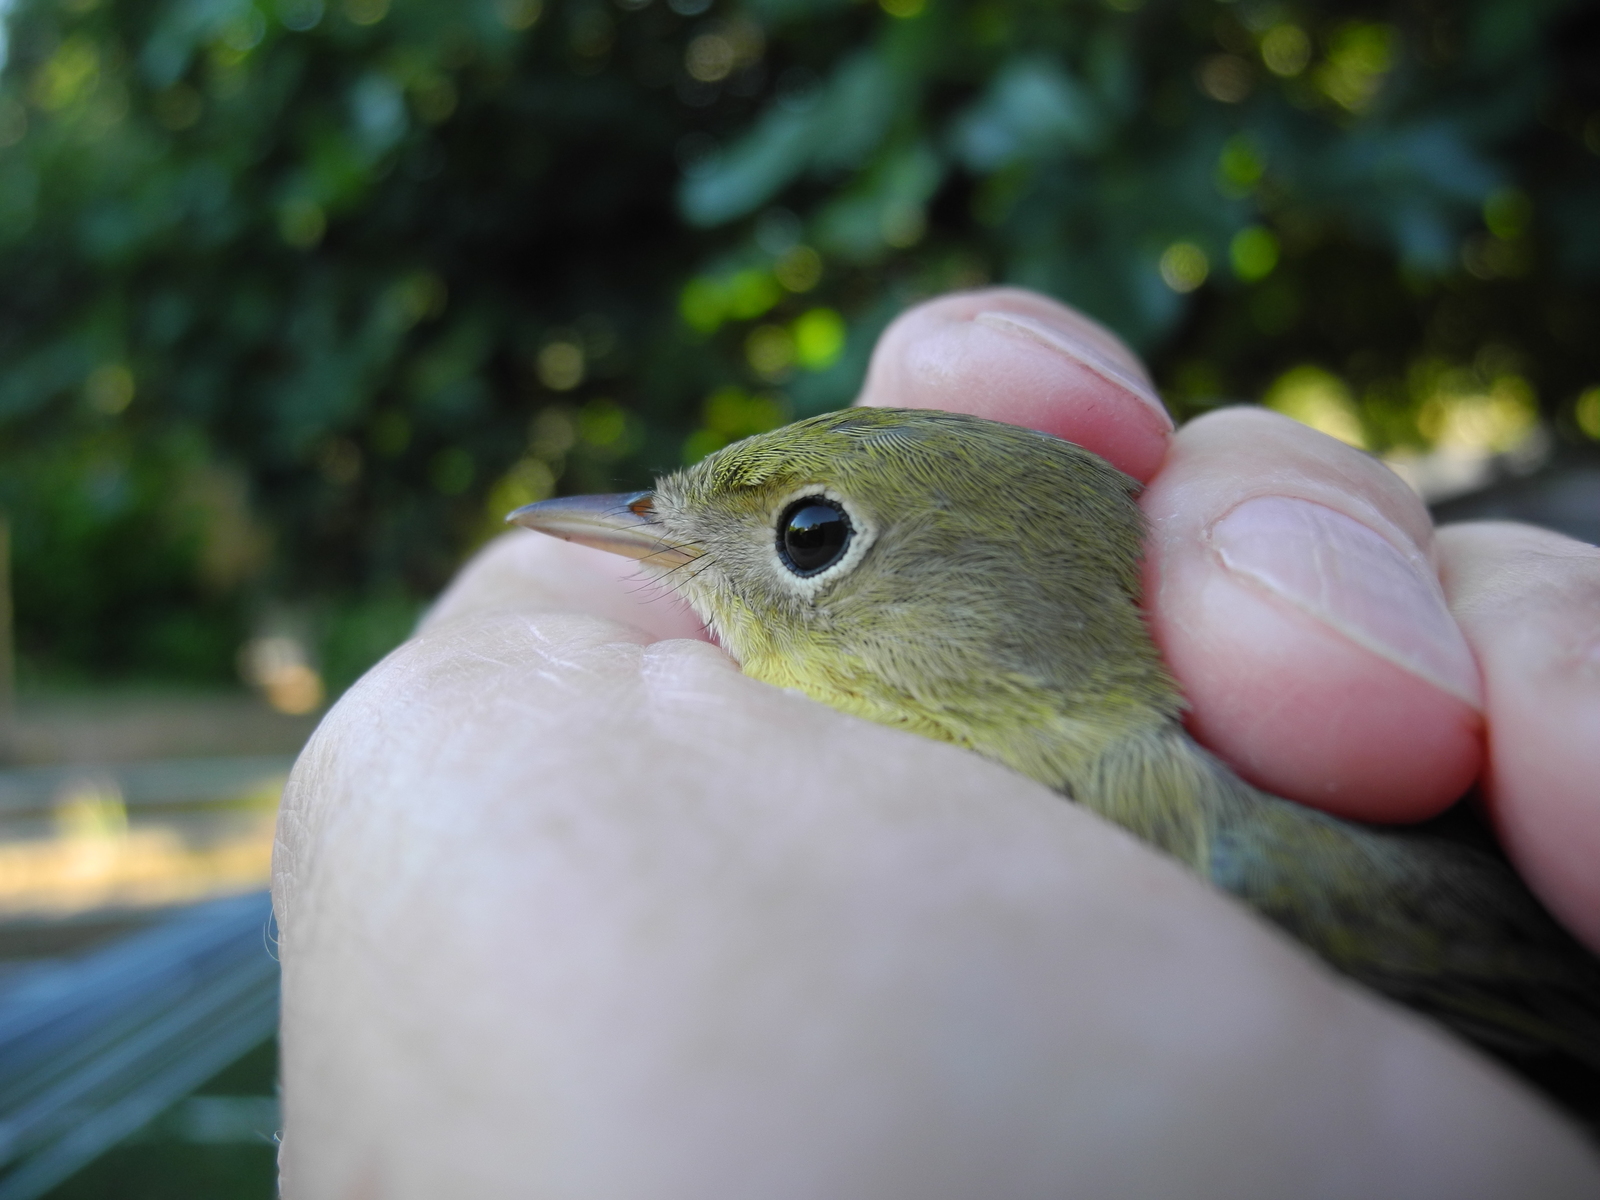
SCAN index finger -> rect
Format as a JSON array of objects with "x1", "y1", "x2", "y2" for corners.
[{"x1": 855, "y1": 288, "x2": 1174, "y2": 481}]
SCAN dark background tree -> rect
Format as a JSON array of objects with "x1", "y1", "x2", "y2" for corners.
[{"x1": 1, "y1": 0, "x2": 1596, "y2": 697}]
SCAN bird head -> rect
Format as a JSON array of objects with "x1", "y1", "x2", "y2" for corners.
[{"x1": 510, "y1": 407, "x2": 1182, "y2": 785}]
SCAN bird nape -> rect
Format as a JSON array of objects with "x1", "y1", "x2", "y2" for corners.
[{"x1": 509, "y1": 406, "x2": 1600, "y2": 1130}]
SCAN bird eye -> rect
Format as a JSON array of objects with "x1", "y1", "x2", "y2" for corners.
[{"x1": 776, "y1": 497, "x2": 853, "y2": 577}]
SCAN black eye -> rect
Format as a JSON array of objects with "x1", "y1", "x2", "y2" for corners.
[{"x1": 777, "y1": 497, "x2": 853, "y2": 577}]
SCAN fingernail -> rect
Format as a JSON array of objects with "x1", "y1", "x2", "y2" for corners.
[
  {"x1": 1210, "y1": 496, "x2": 1483, "y2": 708},
  {"x1": 972, "y1": 310, "x2": 1170, "y2": 424}
]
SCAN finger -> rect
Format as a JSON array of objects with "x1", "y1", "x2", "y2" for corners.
[
  {"x1": 1141, "y1": 407, "x2": 1484, "y2": 822},
  {"x1": 1436, "y1": 522, "x2": 1600, "y2": 953},
  {"x1": 855, "y1": 287, "x2": 1173, "y2": 481},
  {"x1": 277, "y1": 612, "x2": 1598, "y2": 1196},
  {"x1": 420, "y1": 529, "x2": 711, "y2": 643}
]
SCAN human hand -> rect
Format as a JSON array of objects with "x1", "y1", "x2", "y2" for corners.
[
  {"x1": 859, "y1": 289, "x2": 1600, "y2": 952},
  {"x1": 273, "y1": 288, "x2": 1600, "y2": 1198}
]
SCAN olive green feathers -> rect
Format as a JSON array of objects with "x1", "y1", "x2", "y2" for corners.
[{"x1": 510, "y1": 406, "x2": 1600, "y2": 1125}]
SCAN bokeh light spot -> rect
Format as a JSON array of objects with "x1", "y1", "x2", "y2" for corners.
[
  {"x1": 686, "y1": 34, "x2": 735, "y2": 83},
  {"x1": 1261, "y1": 24, "x2": 1310, "y2": 76},
  {"x1": 239, "y1": 635, "x2": 326, "y2": 714},
  {"x1": 1483, "y1": 188, "x2": 1531, "y2": 241},
  {"x1": 1575, "y1": 387, "x2": 1600, "y2": 441},
  {"x1": 538, "y1": 341, "x2": 586, "y2": 391},
  {"x1": 1265, "y1": 366, "x2": 1368, "y2": 448},
  {"x1": 317, "y1": 437, "x2": 363, "y2": 486},
  {"x1": 1317, "y1": 22, "x2": 1396, "y2": 113},
  {"x1": 577, "y1": 399, "x2": 630, "y2": 448},
  {"x1": 279, "y1": 199, "x2": 327, "y2": 248},
  {"x1": 85, "y1": 364, "x2": 135, "y2": 415},
  {"x1": 1197, "y1": 54, "x2": 1252, "y2": 103},
  {"x1": 726, "y1": 270, "x2": 781, "y2": 320},
  {"x1": 31, "y1": 36, "x2": 99, "y2": 111},
  {"x1": 1159, "y1": 242, "x2": 1209, "y2": 293},
  {"x1": 683, "y1": 387, "x2": 788, "y2": 462},
  {"x1": 488, "y1": 457, "x2": 555, "y2": 522},
  {"x1": 1417, "y1": 372, "x2": 1537, "y2": 454},
  {"x1": 793, "y1": 308, "x2": 845, "y2": 369},
  {"x1": 411, "y1": 76, "x2": 458, "y2": 124},
  {"x1": 1230, "y1": 227, "x2": 1279, "y2": 281},
  {"x1": 881, "y1": 202, "x2": 926, "y2": 248},
  {"x1": 280, "y1": 0, "x2": 325, "y2": 32},
  {"x1": 494, "y1": 0, "x2": 543, "y2": 31},
  {"x1": 344, "y1": 0, "x2": 389, "y2": 25},
  {"x1": 1216, "y1": 134, "x2": 1265, "y2": 196},
  {"x1": 529, "y1": 407, "x2": 577, "y2": 458},
  {"x1": 746, "y1": 324, "x2": 795, "y2": 380},
  {"x1": 774, "y1": 245, "x2": 822, "y2": 292}
]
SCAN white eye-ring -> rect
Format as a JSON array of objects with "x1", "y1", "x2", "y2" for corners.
[{"x1": 768, "y1": 485, "x2": 876, "y2": 600}]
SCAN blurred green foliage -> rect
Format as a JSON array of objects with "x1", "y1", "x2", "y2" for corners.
[{"x1": 0, "y1": 0, "x2": 1596, "y2": 690}]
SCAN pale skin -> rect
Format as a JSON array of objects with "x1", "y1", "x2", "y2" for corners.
[{"x1": 274, "y1": 288, "x2": 1600, "y2": 1198}]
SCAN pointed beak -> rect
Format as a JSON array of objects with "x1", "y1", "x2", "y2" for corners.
[{"x1": 506, "y1": 490, "x2": 698, "y2": 567}]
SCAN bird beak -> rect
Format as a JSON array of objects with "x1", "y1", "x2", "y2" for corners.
[{"x1": 505, "y1": 490, "x2": 699, "y2": 567}]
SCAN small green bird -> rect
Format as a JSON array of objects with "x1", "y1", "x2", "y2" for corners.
[{"x1": 510, "y1": 406, "x2": 1600, "y2": 1120}]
